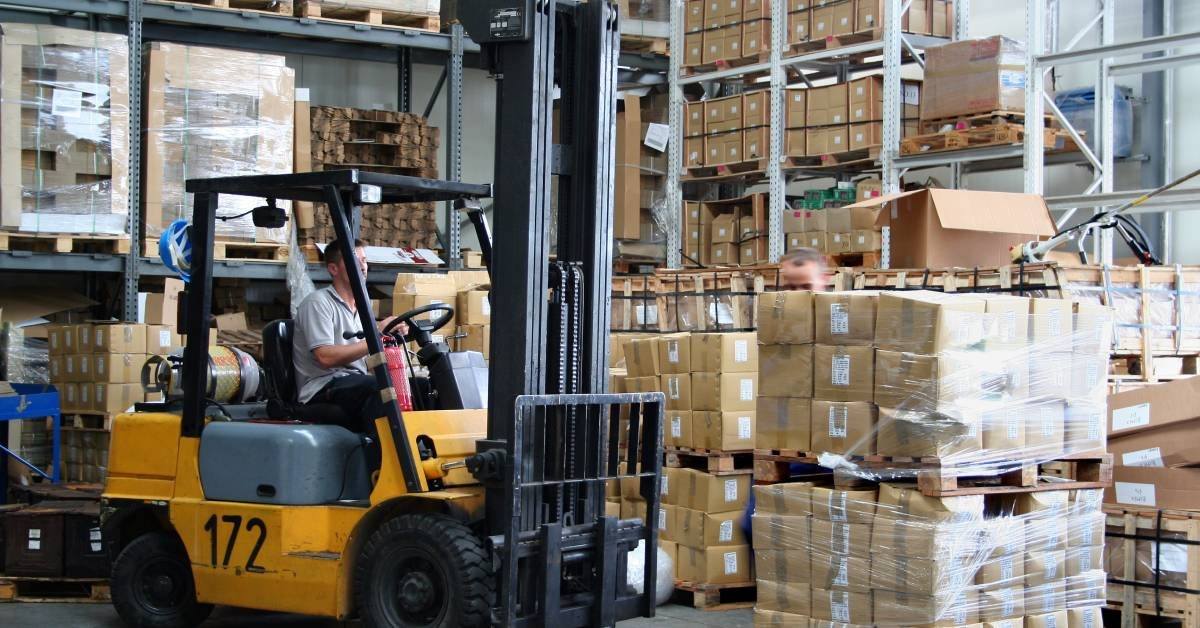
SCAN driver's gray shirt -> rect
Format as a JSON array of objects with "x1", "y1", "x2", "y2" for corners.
[{"x1": 293, "y1": 286, "x2": 368, "y2": 403}]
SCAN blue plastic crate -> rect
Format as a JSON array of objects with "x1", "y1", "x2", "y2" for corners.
[{"x1": 1054, "y1": 86, "x2": 1133, "y2": 158}]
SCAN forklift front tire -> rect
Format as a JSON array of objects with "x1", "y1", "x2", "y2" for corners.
[
  {"x1": 110, "y1": 532, "x2": 214, "y2": 628},
  {"x1": 355, "y1": 513, "x2": 493, "y2": 628}
]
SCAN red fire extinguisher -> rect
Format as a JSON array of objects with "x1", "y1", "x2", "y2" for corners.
[{"x1": 382, "y1": 333, "x2": 414, "y2": 412}]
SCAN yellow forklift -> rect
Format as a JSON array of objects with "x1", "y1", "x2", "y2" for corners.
[{"x1": 100, "y1": 2, "x2": 663, "y2": 626}]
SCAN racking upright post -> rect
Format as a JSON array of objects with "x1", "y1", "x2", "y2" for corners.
[
  {"x1": 1024, "y1": 0, "x2": 1047, "y2": 197},
  {"x1": 124, "y1": 0, "x2": 144, "y2": 322},
  {"x1": 766, "y1": 0, "x2": 786, "y2": 263},
  {"x1": 666, "y1": 0, "x2": 684, "y2": 269},
  {"x1": 444, "y1": 23, "x2": 465, "y2": 270},
  {"x1": 1098, "y1": 0, "x2": 1116, "y2": 264}
]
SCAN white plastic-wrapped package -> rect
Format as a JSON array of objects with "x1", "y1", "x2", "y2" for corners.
[{"x1": 752, "y1": 482, "x2": 1108, "y2": 626}]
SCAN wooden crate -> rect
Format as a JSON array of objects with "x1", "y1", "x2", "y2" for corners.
[
  {"x1": 653, "y1": 265, "x2": 781, "y2": 333},
  {"x1": 611, "y1": 275, "x2": 659, "y2": 333},
  {"x1": 1105, "y1": 506, "x2": 1200, "y2": 628}
]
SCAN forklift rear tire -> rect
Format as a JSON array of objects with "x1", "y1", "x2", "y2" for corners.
[
  {"x1": 355, "y1": 513, "x2": 493, "y2": 628},
  {"x1": 110, "y1": 532, "x2": 214, "y2": 628}
]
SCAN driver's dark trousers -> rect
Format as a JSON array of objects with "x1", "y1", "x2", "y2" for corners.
[{"x1": 308, "y1": 373, "x2": 384, "y2": 470}]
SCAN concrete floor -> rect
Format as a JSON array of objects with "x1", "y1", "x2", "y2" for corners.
[{"x1": 0, "y1": 602, "x2": 754, "y2": 627}]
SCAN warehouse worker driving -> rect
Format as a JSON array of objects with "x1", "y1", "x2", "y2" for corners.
[
  {"x1": 779, "y1": 247, "x2": 829, "y2": 291},
  {"x1": 292, "y1": 238, "x2": 405, "y2": 466}
]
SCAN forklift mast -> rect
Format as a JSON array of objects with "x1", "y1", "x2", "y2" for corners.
[{"x1": 461, "y1": 3, "x2": 662, "y2": 627}]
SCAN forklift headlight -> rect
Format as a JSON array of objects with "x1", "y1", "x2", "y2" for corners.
[{"x1": 359, "y1": 184, "x2": 382, "y2": 204}]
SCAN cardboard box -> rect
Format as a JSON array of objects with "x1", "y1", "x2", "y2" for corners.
[
  {"x1": 710, "y1": 242, "x2": 737, "y2": 265},
  {"x1": 619, "y1": 497, "x2": 647, "y2": 522},
  {"x1": 810, "y1": 553, "x2": 870, "y2": 592},
  {"x1": 456, "y1": 290, "x2": 490, "y2": 325},
  {"x1": 874, "y1": 589, "x2": 977, "y2": 627},
  {"x1": 876, "y1": 482, "x2": 984, "y2": 522},
  {"x1": 1025, "y1": 581, "x2": 1068, "y2": 617},
  {"x1": 689, "y1": 372, "x2": 757, "y2": 412},
  {"x1": 785, "y1": 129, "x2": 807, "y2": 156},
  {"x1": 785, "y1": 88, "x2": 807, "y2": 127},
  {"x1": 74, "y1": 324, "x2": 93, "y2": 354},
  {"x1": 978, "y1": 586, "x2": 1024, "y2": 622},
  {"x1": 455, "y1": 324, "x2": 490, "y2": 359},
  {"x1": 665, "y1": 410, "x2": 693, "y2": 449},
  {"x1": 93, "y1": 353, "x2": 145, "y2": 385},
  {"x1": 1107, "y1": 375, "x2": 1200, "y2": 438},
  {"x1": 743, "y1": 127, "x2": 769, "y2": 161},
  {"x1": 685, "y1": 102, "x2": 706, "y2": 137},
  {"x1": 812, "y1": 344, "x2": 874, "y2": 403},
  {"x1": 807, "y1": 128, "x2": 830, "y2": 156},
  {"x1": 145, "y1": 325, "x2": 180, "y2": 354},
  {"x1": 787, "y1": 9, "x2": 810, "y2": 44},
  {"x1": 691, "y1": 332, "x2": 758, "y2": 373},
  {"x1": 692, "y1": 411, "x2": 755, "y2": 451},
  {"x1": 809, "y1": 487, "x2": 875, "y2": 524},
  {"x1": 684, "y1": 32, "x2": 704, "y2": 66},
  {"x1": 831, "y1": 1, "x2": 855, "y2": 35},
  {"x1": 975, "y1": 553, "x2": 1025, "y2": 590},
  {"x1": 676, "y1": 509, "x2": 747, "y2": 548},
  {"x1": 622, "y1": 337, "x2": 661, "y2": 377},
  {"x1": 685, "y1": 0, "x2": 705, "y2": 31},
  {"x1": 751, "y1": 514, "x2": 811, "y2": 551},
  {"x1": 873, "y1": 349, "x2": 986, "y2": 411},
  {"x1": 677, "y1": 545, "x2": 751, "y2": 585},
  {"x1": 876, "y1": 406, "x2": 982, "y2": 458},
  {"x1": 624, "y1": 375, "x2": 662, "y2": 394},
  {"x1": 656, "y1": 334, "x2": 692, "y2": 374},
  {"x1": 811, "y1": 588, "x2": 872, "y2": 625},
  {"x1": 688, "y1": 472, "x2": 751, "y2": 514},
  {"x1": 142, "y1": 278, "x2": 184, "y2": 328},
  {"x1": 711, "y1": 213, "x2": 738, "y2": 244},
  {"x1": 660, "y1": 467, "x2": 691, "y2": 506},
  {"x1": 1029, "y1": 298, "x2": 1074, "y2": 346},
  {"x1": 94, "y1": 383, "x2": 143, "y2": 415},
  {"x1": 1025, "y1": 550, "x2": 1067, "y2": 587},
  {"x1": 923, "y1": 36, "x2": 1027, "y2": 121},
  {"x1": 814, "y1": 291, "x2": 876, "y2": 345},
  {"x1": 755, "y1": 580, "x2": 811, "y2": 615},
  {"x1": 810, "y1": 401, "x2": 876, "y2": 455},
  {"x1": 1108, "y1": 414, "x2": 1200, "y2": 468},
  {"x1": 1065, "y1": 544, "x2": 1103, "y2": 578},
  {"x1": 757, "y1": 397, "x2": 811, "y2": 451},
  {"x1": 810, "y1": 6, "x2": 835, "y2": 41},
  {"x1": 661, "y1": 373, "x2": 692, "y2": 411},
  {"x1": 846, "y1": 190, "x2": 1056, "y2": 269},
  {"x1": 1025, "y1": 400, "x2": 1066, "y2": 457},
  {"x1": 1068, "y1": 606, "x2": 1103, "y2": 628},
  {"x1": 743, "y1": 91, "x2": 770, "y2": 128},
  {"x1": 874, "y1": 290, "x2": 987, "y2": 354},
  {"x1": 848, "y1": 229, "x2": 881, "y2": 253},
  {"x1": 849, "y1": 122, "x2": 881, "y2": 150},
  {"x1": 757, "y1": 291, "x2": 814, "y2": 344},
  {"x1": 810, "y1": 517, "x2": 871, "y2": 558},
  {"x1": 759, "y1": 344, "x2": 813, "y2": 398},
  {"x1": 754, "y1": 480, "x2": 825, "y2": 517},
  {"x1": 872, "y1": 553, "x2": 973, "y2": 595}
]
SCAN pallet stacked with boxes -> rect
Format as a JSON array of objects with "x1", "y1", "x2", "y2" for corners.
[
  {"x1": 782, "y1": 180, "x2": 883, "y2": 266},
  {"x1": 45, "y1": 323, "x2": 178, "y2": 482},
  {"x1": 748, "y1": 287, "x2": 1114, "y2": 625},
  {"x1": 681, "y1": 193, "x2": 768, "y2": 267},
  {"x1": 683, "y1": 0, "x2": 954, "y2": 73}
]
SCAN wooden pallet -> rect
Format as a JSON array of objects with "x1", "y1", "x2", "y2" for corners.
[
  {"x1": 753, "y1": 450, "x2": 819, "y2": 483},
  {"x1": 1105, "y1": 506, "x2": 1200, "y2": 628},
  {"x1": 144, "y1": 239, "x2": 288, "y2": 262},
  {"x1": 682, "y1": 53, "x2": 767, "y2": 78},
  {"x1": 683, "y1": 158, "x2": 769, "y2": 181},
  {"x1": 150, "y1": 0, "x2": 292, "y2": 16},
  {"x1": 665, "y1": 447, "x2": 754, "y2": 475},
  {"x1": 671, "y1": 580, "x2": 756, "y2": 611},
  {"x1": 843, "y1": 452, "x2": 1112, "y2": 497},
  {"x1": 900, "y1": 122, "x2": 1067, "y2": 156},
  {"x1": 919, "y1": 110, "x2": 1057, "y2": 134},
  {"x1": 294, "y1": 1, "x2": 440, "y2": 31},
  {"x1": 0, "y1": 577, "x2": 110, "y2": 603},
  {"x1": 0, "y1": 232, "x2": 130, "y2": 255}
]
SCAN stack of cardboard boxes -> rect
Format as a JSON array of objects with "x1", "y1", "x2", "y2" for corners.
[
  {"x1": 683, "y1": 1, "x2": 955, "y2": 70},
  {"x1": 754, "y1": 289, "x2": 1110, "y2": 465},
  {"x1": 922, "y1": 35, "x2": 1028, "y2": 124},
  {"x1": 682, "y1": 194, "x2": 768, "y2": 267},
  {"x1": 752, "y1": 482, "x2": 1108, "y2": 626},
  {"x1": 683, "y1": 91, "x2": 771, "y2": 171},
  {"x1": 390, "y1": 272, "x2": 491, "y2": 360},
  {"x1": 660, "y1": 467, "x2": 754, "y2": 585},
  {"x1": 786, "y1": 76, "x2": 922, "y2": 159},
  {"x1": 616, "y1": 94, "x2": 669, "y2": 244},
  {"x1": 1104, "y1": 375, "x2": 1200, "y2": 511},
  {"x1": 783, "y1": 193, "x2": 882, "y2": 258},
  {"x1": 45, "y1": 323, "x2": 178, "y2": 482}
]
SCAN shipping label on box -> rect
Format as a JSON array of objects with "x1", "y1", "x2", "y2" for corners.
[
  {"x1": 810, "y1": 400, "x2": 876, "y2": 456},
  {"x1": 456, "y1": 290, "x2": 490, "y2": 325},
  {"x1": 661, "y1": 373, "x2": 692, "y2": 411},
  {"x1": 692, "y1": 410, "x2": 755, "y2": 451},
  {"x1": 813, "y1": 344, "x2": 874, "y2": 402},
  {"x1": 95, "y1": 323, "x2": 147, "y2": 354},
  {"x1": 815, "y1": 291, "x2": 877, "y2": 345},
  {"x1": 665, "y1": 410, "x2": 693, "y2": 449}
]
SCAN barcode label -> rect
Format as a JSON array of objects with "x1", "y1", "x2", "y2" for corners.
[
  {"x1": 831, "y1": 355, "x2": 850, "y2": 386},
  {"x1": 828, "y1": 405, "x2": 848, "y2": 438},
  {"x1": 1048, "y1": 308, "x2": 1062, "y2": 336},
  {"x1": 668, "y1": 377, "x2": 680, "y2": 400},
  {"x1": 830, "y1": 303, "x2": 849, "y2": 335},
  {"x1": 1123, "y1": 447, "x2": 1164, "y2": 467},
  {"x1": 833, "y1": 558, "x2": 849, "y2": 585},
  {"x1": 159, "y1": 329, "x2": 172, "y2": 347},
  {"x1": 723, "y1": 551, "x2": 738, "y2": 575},
  {"x1": 719, "y1": 519, "x2": 733, "y2": 542},
  {"x1": 723, "y1": 479, "x2": 738, "y2": 502},
  {"x1": 830, "y1": 591, "x2": 850, "y2": 622},
  {"x1": 739, "y1": 378, "x2": 753, "y2": 401},
  {"x1": 734, "y1": 339, "x2": 749, "y2": 362},
  {"x1": 1000, "y1": 310, "x2": 1016, "y2": 341},
  {"x1": 671, "y1": 417, "x2": 682, "y2": 438},
  {"x1": 668, "y1": 340, "x2": 680, "y2": 363},
  {"x1": 737, "y1": 416, "x2": 752, "y2": 440},
  {"x1": 658, "y1": 509, "x2": 667, "y2": 530},
  {"x1": 1112, "y1": 402, "x2": 1150, "y2": 430}
]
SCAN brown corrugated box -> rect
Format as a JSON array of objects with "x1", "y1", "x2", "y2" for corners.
[
  {"x1": 691, "y1": 410, "x2": 755, "y2": 450},
  {"x1": 757, "y1": 291, "x2": 815, "y2": 345},
  {"x1": 922, "y1": 36, "x2": 1028, "y2": 121},
  {"x1": 751, "y1": 513, "x2": 811, "y2": 550},
  {"x1": 677, "y1": 544, "x2": 751, "y2": 585},
  {"x1": 759, "y1": 344, "x2": 813, "y2": 398},
  {"x1": 665, "y1": 410, "x2": 693, "y2": 449},
  {"x1": 1105, "y1": 465, "x2": 1200, "y2": 510},
  {"x1": 754, "y1": 480, "x2": 826, "y2": 516},
  {"x1": 1107, "y1": 374, "x2": 1200, "y2": 438},
  {"x1": 93, "y1": 353, "x2": 146, "y2": 384},
  {"x1": 810, "y1": 518, "x2": 871, "y2": 558},
  {"x1": 810, "y1": 552, "x2": 870, "y2": 592},
  {"x1": 876, "y1": 482, "x2": 984, "y2": 521},
  {"x1": 456, "y1": 290, "x2": 490, "y2": 325},
  {"x1": 660, "y1": 373, "x2": 692, "y2": 411},
  {"x1": 846, "y1": 189, "x2": 1055, "y2": 269},
  {"x1": 870, "y1": 552, "x2": 972, "y2": 595},
  {"x1": 691, "y1": 332, "x2": 758, "y2": 373},
  {"x1": 812, "y1": 344, "x2": 874, "y2": 402},
  {"x1": 809, "y1": 487, "x2": 875, "y2": 524},
  {"x1": 743, "y1": 127, "x2": 769, "y2": 161},
  {"x1": 622, "y1": 336, "x2": 661, "y2": 377},
  {"x1": 874, "y1": 290, "x2": 987, "y2": 354},
  {"x1": 690, "y1": 372, "x2": 757, "y2": 412},
  {"x1": 1108, "y1": 416, "x2": 1200, "y2": 468},
  {"x1": 974, "y1": 553, "x2": 1025, "y2": 590},
  {"x1": 757, "y1": 396, "x2": 811, "y2": 451},
  {"x1": 755, "y1": 552, "x2": 812, "y2": 583},
  {"x1": 810, "y1": 400, "x2": 876, "y2": 456},
  {"x1": 814, "y1": 291, "x2": 876, "y2": 345},
  {"x1": 873, "y1": 349, "x2": 982, "y2": 410},
  {"x1": 811, "y1": 588, "x2": 872, "y2": 625},
  {"x1": 685, "y1": 471, "x2": 751, "y2": 513},
  {"x1": 674, "y1": 508, "x2": 747, "y2": 548},
  {"x1": 876, "y1": 406, "x2": 982, "y2": 458}
]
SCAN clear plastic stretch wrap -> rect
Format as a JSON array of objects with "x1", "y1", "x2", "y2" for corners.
[
  {"x1": 1, "y1": 324, "x2": 49, "y2": 384},
  {"x1": 144, "y1": 42, "x2": 294, "y2": 243},
  {"x1": 0, "y1": 24, "x2": 130, "y2": 234},
  {"x1": 752, "y1": 482, "x2": 1108, "y2": 627},
  {"x1": 755, "y1": 289, "x2": 1113, "y2": 478}
]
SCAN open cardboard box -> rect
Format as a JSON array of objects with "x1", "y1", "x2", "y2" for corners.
[{"x1": 844, "y1": 189, "x2": 1056, "y2": 268}]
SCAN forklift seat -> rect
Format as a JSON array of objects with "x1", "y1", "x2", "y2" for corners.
[{"x1": 261, "y1": 318, "x2": 351, "y2": 425}]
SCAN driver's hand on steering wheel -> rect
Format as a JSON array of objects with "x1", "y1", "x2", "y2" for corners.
[{"x1": 377, "y1": 316, "x2": 408, "y2": 336}]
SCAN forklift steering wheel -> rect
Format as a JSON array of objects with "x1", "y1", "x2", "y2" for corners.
[{"x1": 384, "y1": 303, "x2": 455, "y2": 346}]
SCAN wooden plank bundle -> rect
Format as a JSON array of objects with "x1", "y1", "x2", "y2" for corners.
[{"x1": 299, "y1": 106, "x2": 440, "y2": 249}]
